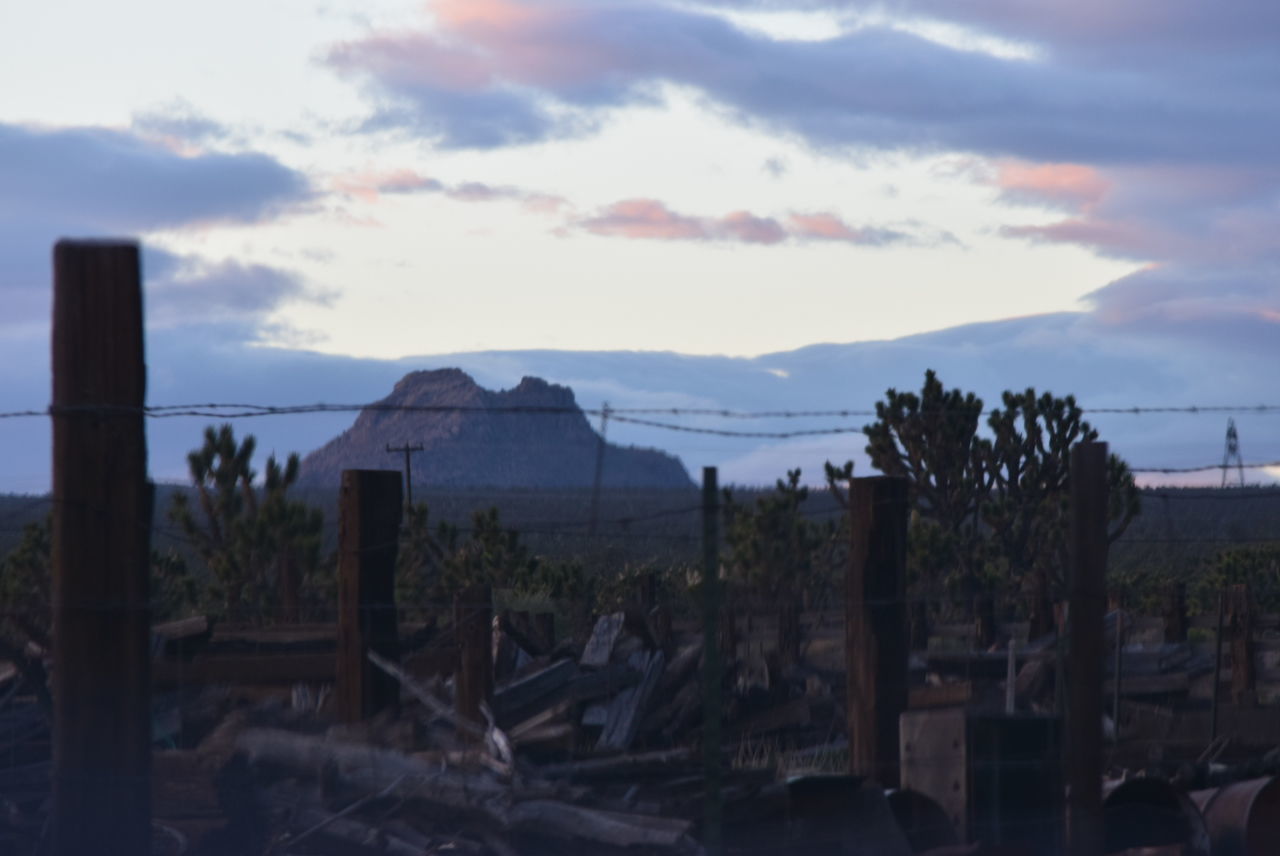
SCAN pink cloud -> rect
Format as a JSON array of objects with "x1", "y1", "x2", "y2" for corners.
[
  {"x1": 721, "y1": 210, "x2": 786, "y2": 245},
  {"x1": 997, "y1": 161, "x2": 1109, "y2": 209},
  {"x1": 579, "y1": 200, "x2": 922, "y2": 247},
  {"x1": 332, "y1": 168, "x2": 441, "y2": 202},
  {"x1": 1003, "y1": 218, "x2": 1156, "y2": 256},
  {"x1": 580, "y1": 198, "x2": 708, "y2": 240},
  {"x1": 788, "y1": 212, "x2": 864, "y2": 242}
]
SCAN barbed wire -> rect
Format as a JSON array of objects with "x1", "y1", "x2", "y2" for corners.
[{"x1": 3, "y1": 400, "x2": 1279, "y2": 422}]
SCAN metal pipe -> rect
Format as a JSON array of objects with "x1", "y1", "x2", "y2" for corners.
[
  {"x1": 1191, "y1": 777, "x2": 1280, "y2": 856},
  {"x1": 1103, "y1": 778, "x2": 1210, "y2": 856}
]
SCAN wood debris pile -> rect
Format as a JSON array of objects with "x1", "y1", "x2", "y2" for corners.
[{"x1": 0, "y1": 608, "x2": 869, "y2": 855}]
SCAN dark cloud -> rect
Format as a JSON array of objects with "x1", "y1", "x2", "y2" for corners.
[
  {"x1": 0, "y1": 121, "x2": 321, "y2": 339},
  {"x1": 144, "y1": 250, "x2": 333, "y2": 328},
  {"x1": 0, "y1": 123, "x2": 310, "y2": 232},
  {"x1": 325, "y1": 3, "x2": 1278, "y2": 166}
]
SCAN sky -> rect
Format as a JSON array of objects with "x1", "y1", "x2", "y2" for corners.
[{"x1": 1, "y1": 0, "x2": 1278, "y2": 490}]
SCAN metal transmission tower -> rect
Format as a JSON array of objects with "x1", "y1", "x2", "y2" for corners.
[
  {"x1": 1221, "y1": 419, "x2": 1245, "y2": 488},
  {"x1": 387, "y1": 442, "x2": 424, "y2": 509}
]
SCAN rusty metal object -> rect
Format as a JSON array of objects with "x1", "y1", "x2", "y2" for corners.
[
  {"x1": 1191, "y1": 776, "x2": 1280, "y2": 856},
  {"x1": 886, "y1": 788, "x2": 960, "y2": 854},
  {"x1": 1102, "y1": 777, "x2": 1209, "y2": 856}
]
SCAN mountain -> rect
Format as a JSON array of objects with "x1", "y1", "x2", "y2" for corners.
[{"x1": 297, "y1": 369, "x2": 692, "y2": 489}]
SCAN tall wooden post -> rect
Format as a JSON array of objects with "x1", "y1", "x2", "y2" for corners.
[
  {"x1": 454, "y1": 583, "x2": 493, "y2": 736},
  {"x1": 847, "y1": 476, "x2": 909, "y2": 788},
  {"x1": 51, "y1": 240, "x2": 152, "y2": 856},
  {"x1": 701, "y1": 466, "x2": 723, "y2": 856},
  {"x1": 1066, "y1": 442, "x2": 1108, "y2": 856},
  {"x1": 336, "y1": 470, "x2": 402, "y2": 723},
  {"x1": 1227, "y1": 583, "x2": 1256, "y2": 708}
]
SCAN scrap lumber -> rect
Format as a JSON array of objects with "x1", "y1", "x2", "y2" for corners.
[
  {"x1": 539, "y1": 747, "x2": 698, "y2": 781},
  {"x1": 598, "y1": 650, "x2": 666, "y2": 752},
  {"x1": 233, "y1": 728, "x2": 698, "y2": 852},
  {"x1": 492, "y1": 657, "x2": 577, "y2": 723},
  {"x1": 581, "y1": 612, "x2": 627, "y2": 669}
]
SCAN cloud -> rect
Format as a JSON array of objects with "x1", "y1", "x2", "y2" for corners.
[
  {"x1": 996, "y1": 161, "x2": 1109, "y2": 210},
  {"x1": 0, "y1": 121, "x2": 318, "y2": 338},
  {"x1": 578, "y1": 198, "x2": 916, "y2": 246},
  {"x1": 580, "y1": 198, "x2": 709, "y2": 240},
  {"x1": 0, "y1": 122, "x2": 310, "y2": 232},
  {"x1": 145, "y1": 250, "x2": 332, "y2": 328},
  {"x1": 324, "y1": 0, "x2": 1278, "y2": 302},
  {"x1": 131, "y1": 101, "x2": 232, "y2": 153},
  {"x1": 331, "y1": 167, "x2": 567, "y2": 212},
  {"x1": 325, "y1": 1, "x2": 1279, "y2": 165},
  {"x1": 1081, "y1": 264, "x2": 1280, "y2": 352},
  {"x1": 787, "y1": 212, "x2": 906, "y2": 245}
]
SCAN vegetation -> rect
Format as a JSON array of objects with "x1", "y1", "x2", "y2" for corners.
[
  {"x1": 168, "y1": 425, "x2": 326, "y2": 621},
  {"x1": 2, "y1": 392, "x2": 1277, "y2": 658},
  {"x1": 864, "y1": 370, "x2": 1141, "y2": 643}
]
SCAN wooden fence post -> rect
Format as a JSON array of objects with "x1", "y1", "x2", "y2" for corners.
[
  {"x1": 51, "y1": 240, "x2": 152, "y2": 856},
  {"x1": 1162, "y1": 582, "x2": 1188, "y2": 644},
  {"x1": 1066, "y1": 441, "x2": 1108, "y2": 856},
  {"x1": 455, "y1": 583, "x2": 493, "y2": 736},
  {"x1": 846, "y1": 476, "x2": 909, "y2": 788},
  {"x1": 1227, "y1": 583, "x2": 1256, "y2": 709},
  {"x1": 336, "y1": 469, "x2": 402, "y2": 723},
  {"x1": 701, "y1": 466, "x2": 723, "y2": 856}
]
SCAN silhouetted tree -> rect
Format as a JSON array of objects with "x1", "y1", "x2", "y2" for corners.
[
  {"x1": 865, "y1": 371, "x2": 1141, "y2": 645},
  {"x1": 169, "y1": 424, "x2": 322, "y2": 621}
]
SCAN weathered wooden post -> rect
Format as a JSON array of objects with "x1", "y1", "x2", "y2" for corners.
[
  {"x1": 336, "y1": 469, "x2": 402, "y2": 723},
  {"x1": 454, "y1": 583, "x2": 493, "y2": 736},
  {"x1": 1066, "y1": 441, "x2": 1108, "y2": 856},
  {"x1": 846, "y1": 476, "x2": 909, "y2": 788},
  {"x1": 51, "y1": 240, "x2": 152, "y2": 856},
  {"x1": 701, "y1": 466, "x2": 723, "y2": 856},
  {"x1": 1227, "y1": 583, "x2": 1256, "y2": 708},
  {"x1": 1162, "y1": 581, "x2": 1188, "y2": 644}
]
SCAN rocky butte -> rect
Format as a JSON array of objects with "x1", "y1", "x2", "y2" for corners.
[{"x1": 298, "y1": 369, "x2": 693, "y2": 489}]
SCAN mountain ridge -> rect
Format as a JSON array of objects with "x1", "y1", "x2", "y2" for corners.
[{"x1": 298, "y1": 368, "x2": 693, "y2": 489}]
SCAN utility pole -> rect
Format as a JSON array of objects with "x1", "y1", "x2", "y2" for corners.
[
  {"x1": 588, "y1": 402, "x2": 611, "y2": 535},
  {"x1": 1221, "y1": 419, "x2": 1244, "y2": 488},
  {"x1": 386, "y1": 443, "x2": 423, "y2": 511}
]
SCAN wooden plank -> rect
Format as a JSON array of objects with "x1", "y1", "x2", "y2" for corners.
[
  {"x1": 1066, "y1": 441, "x2": 1108, "y2": 856},
  {"x1": 336, "y1": 470, "x2": 403, "y2": 723},
  {"x1": 598, "y1": 650, "x2": 666, "y2": 752},
  {"x1": 846, "y1": 476, "x2": 909, "y2": 788},
  {"x1": 580, "y1": 612, "x2": 626, "y2": 669},
  {"x1": 51, "y1": 240, "x2": 151, "y2": 856},
  {"x1": 493, "y1": 658, "x2": 577, "y2": 724}
]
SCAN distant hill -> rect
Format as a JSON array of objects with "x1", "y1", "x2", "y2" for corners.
[{"x1": 298, "y1": 369, "x2": 693, "y2": 489}]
